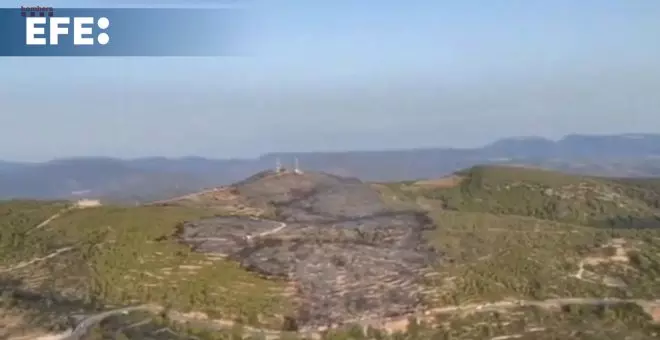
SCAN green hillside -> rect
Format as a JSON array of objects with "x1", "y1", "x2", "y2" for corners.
[
  {"x1": 393, "y1": 165, "x2": 660, "y2": 228},
  {"x1": 425, "y1": 210, "x2": 660, "y2": 302},
  {"x1": 0, "y1": 201, "x2": 289, "y2": 335}
]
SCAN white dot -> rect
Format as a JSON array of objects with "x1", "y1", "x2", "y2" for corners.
[
  {"x1": 97, "y1": 17, "x2": 109, "y2": 29},
  {"x1": 98, "y1": 33, "x2": 109, "y2": 45}
]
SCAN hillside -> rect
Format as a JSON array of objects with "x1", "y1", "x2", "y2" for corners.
[
  {"x1": 157, "y1": 169, "x2": 440, "y2": 330},
  {"x1": 4, "y1": 134, "x2": 660, "y2": 201},
  {"x1": 2, "y1": 167, "x2": 660, "y2": 339},
  {"x1": 385, "y1": 165, "x2": 660, "y2": 228}
]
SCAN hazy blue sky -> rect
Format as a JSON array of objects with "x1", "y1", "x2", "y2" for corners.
[{"x1": 2, "y1": 0, "x2": 660, "y2": 161}]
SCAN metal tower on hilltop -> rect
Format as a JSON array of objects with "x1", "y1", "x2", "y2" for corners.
[
  {"x1": 275, "y1": 158, "x2": 283, "y2": 173},
  {"x1": 294, "y1": 157, "x2": 303, "y2": 174}
]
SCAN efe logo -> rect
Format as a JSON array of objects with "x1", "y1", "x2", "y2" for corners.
[{"x1": 26, "y1": 17, "x2": 110, "y2": 45}]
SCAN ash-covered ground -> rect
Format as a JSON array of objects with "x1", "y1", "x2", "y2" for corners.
[{"x1": 174, "y1": 170, "x2": 441, "y2": 330}]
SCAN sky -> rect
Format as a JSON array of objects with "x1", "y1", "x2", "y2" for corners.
[{"x1": 1, "y1": 0, "x2": 660, "y2": 161}]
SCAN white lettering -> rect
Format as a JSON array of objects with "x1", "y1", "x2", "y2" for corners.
[
  {"x1": 49, "y1": 17, "x2": 70, "y2": 45},
  {"x1": 26, "y1": 17, "x2": 46, "y2": 45},
  {"x1": 73, "y1": 17, "x2": 94, "y2": 45}
]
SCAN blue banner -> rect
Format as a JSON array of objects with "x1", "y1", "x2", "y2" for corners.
[{"x1": 0, "y1": 8, "x2": 242, "y2": 56}]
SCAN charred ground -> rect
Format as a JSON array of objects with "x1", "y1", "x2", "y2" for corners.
[{"x1": 166, "y1": 170, "x2": 441, "y2": 330}]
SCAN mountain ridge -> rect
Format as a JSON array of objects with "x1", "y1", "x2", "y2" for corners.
[{"x1": 3, "y1": 133, "x2": 660, "y2": 202}]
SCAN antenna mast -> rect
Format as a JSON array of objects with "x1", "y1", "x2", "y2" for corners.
[
  {"x1": 294, "y1": 157, "x2": 303, "y2": 174},
  {"x1": 275, "y1": 158, "x2": 282, "y2": 173}
]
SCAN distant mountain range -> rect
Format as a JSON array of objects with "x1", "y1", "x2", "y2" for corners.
[{"x1": 3, "y1": 133, "x2": 660, "y2": 202}]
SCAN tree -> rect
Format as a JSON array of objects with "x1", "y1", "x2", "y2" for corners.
[
  {"x1": 406, "y1": 316, "x2": 421, "y2": 339},
  {"x1": 346, "y1": 324, "x2": 365, "y2": 339},
  {"x1": 282, "y1": 315, "x2": 299, "y2": 331},
  {"x1": 115, "y1": 331, "x2": 130, "y2": 340},
  {"x1": 230, "y1": 323, "x2": 245, "y2": 340}
]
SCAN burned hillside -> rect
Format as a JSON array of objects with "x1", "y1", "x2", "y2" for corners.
[{"x1": 173, "y1": 170, "x2": 441, "y2": 330}]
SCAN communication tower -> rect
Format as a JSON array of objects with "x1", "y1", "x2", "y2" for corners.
[
  {"x1": 293, "y1": 157, "x2": 303, "y2": 174},
  {"x1": 276, "y1": 158, "x2": 283, "y2": 173}
]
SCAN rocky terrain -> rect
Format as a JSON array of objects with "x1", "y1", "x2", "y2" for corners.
[{"x1": 165, "y1": 169, "x2": 440, "y2": 330}]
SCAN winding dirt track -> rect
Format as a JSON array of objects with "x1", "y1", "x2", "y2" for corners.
[
  {"x1": 0, "y1": 247, "x2": 74, "y2": 274},
  {"x1": 146, "y1": 187, "x2": 223, "y2": 206},
  {"x1": 181, "y1": 220, "x2": 288, "y2": 245},
  {"x1": 247, "y1": 221, "x2": 288, "y2": 240},
  {"x1": 25, "y1": 206, "x2": 75, "y2": 235},
  {"x1": 15, "y1": 305, "x2": 161, "y2": 340}
]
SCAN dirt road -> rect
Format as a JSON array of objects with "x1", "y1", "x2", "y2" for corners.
[{"x1": 0, "y1": 247, "x2": 74, "y2": 274}]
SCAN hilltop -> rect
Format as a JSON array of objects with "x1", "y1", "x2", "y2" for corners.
[
  {"x1": 159, "y1": 169, "x2": 440, "y2": 330},
  {"x1": 2, "y1": 166, "x2": 660, "y2": 339}
]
